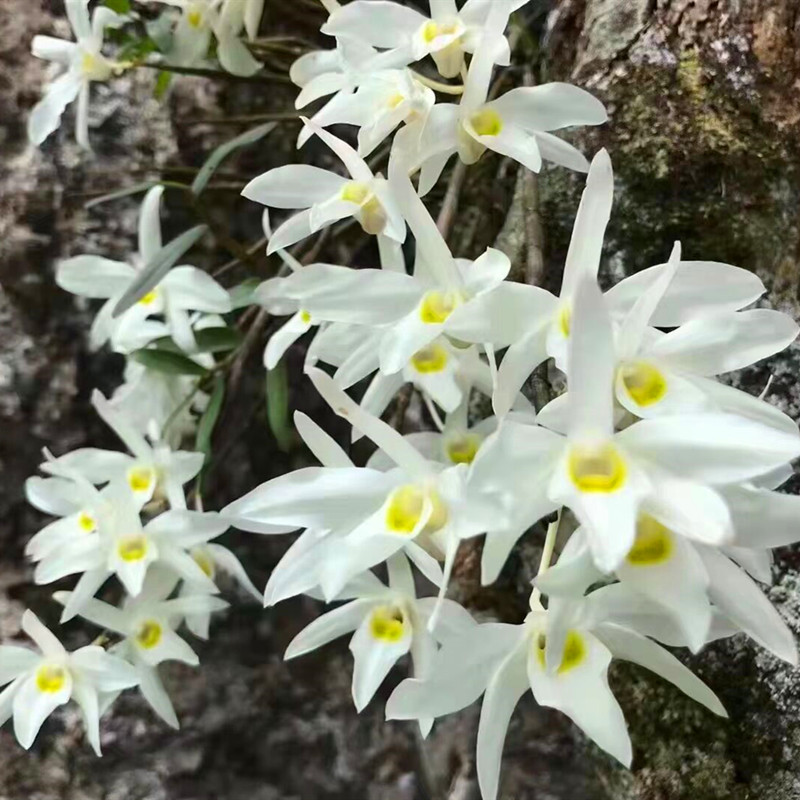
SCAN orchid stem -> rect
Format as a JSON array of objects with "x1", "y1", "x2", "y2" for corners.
[
  {"x1": 410, "y1": 70, "x2": 464, "y2": 95},
  {"x1": 529, "y1": 509, "x2": 561, "y2": 610}
]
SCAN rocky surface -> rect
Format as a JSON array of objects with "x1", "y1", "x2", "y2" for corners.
[{"x1": 2, "y1": 0, "x2": 800, "y2": 798}]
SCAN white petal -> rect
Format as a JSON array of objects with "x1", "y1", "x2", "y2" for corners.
[
  {"x1": 138, "y1": 186, "x2": 164, "y2": 264},
  {"x1": 71, "y1": 682, "x2": 102, "y2": 755},
  {"x1": 138, "y1": 664, "x2": 179, "y2": 728},
  {"x1": 595, "y1": 623, "x2": 726, "y2": 716},
  {"x1": 725, "y1": 484, "x2": 800, "y2": 549},
  {"x1": 700, "y1": 547, "x2": 797, "y2": 664},
  {"x1": 161, "y1": 267, "x2": 232, "y2": 313},
  {"x1": 471, "y1": 122, "x2": 542, "y2": 173},
  {"x1": 22, "y1": 611, "x2": 66, "y2": 659},
  {"x1": 488, "y1": 83, "x2": 607, "y2": 132},
  {"x1": 216, "y1": 33, "x2": 262, "y2": 77},
  {"x1": 477, "y1": 644, "x2": 529, "y2": 800},
  {"x1": 293, "y1": 410, "x2": 353, "y2": 468},
  {"x1": 492, "y1": 322, "x2": 550, "y2": 417},
  {"x1": 28, "y1": 70, "x2": 83, "y2": 146},
  {"x1": 13, "y1": 671, "x2": 72, "y2": 749},
  {"x1": 0, "y1": 647, "x2": 39, "y2": 686},
  {"x1": 266, "y1": 209, "x2": 314, "y2": 253},
  {"x1": 648, "y1": 309, "x2": 799, "y2": 376},
  {"x1": 619, "y1": 413, "x2": 800, "y2": 484},
  {"x1": 243, "y1": 165, "x2": 346, "y2": 209},
  {"x1": 31, "y1": 36, "x2": 76, "y2": 64},
  {"x1": 57, "y1": 255, "x2": 135, "y2": 299},
  {"x1": 285, "y1": 599, "x2": 372, "y2": 659},
  {"x1": 605, "y1": 261, "x2": 764, "y2": 326},
  {"x1": 350, "y1": 611, "x2": 411, "y2": 711},
  {"x1": 560, "y1": 148, "x2": 613, "y2": 297},
  {"x1": 321, "y1": 1, "x2": 426, "y2": 49}
]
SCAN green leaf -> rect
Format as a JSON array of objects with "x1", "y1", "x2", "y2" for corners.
[
  {"x1": 195, "y1": 375, "x2": 225, "y2": 459},
  {"x1": 229, "y1": 277, "x2": 261, "y2": 309},
  {"x1": 85, "y1": 181, "x2": 157, "y2": 209},
  {"x1": 104, "y1": 0, "x2": 130, "y2": 13},
  {"x1": 266, "y1": 361, "x2": 294, "y2": 452},
  {"x1": 131, "y1": 348, "x2": 210, "y2": 377},
  {"x1": 154, "y1": 70, "x2": 172, "y2": 100},
  {"x1": 113, "y1": 224, "x2": 208, "y2": 316},
  {"x1": 153, "y1": 326, "x2": 243, "y2": 354},
  {"x1": 192, "y1": 122, "x2": 277, "y2": 197}
]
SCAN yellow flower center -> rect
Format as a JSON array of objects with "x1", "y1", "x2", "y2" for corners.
[
  {"x1": 444, "y1": 433, "x2": 481, "y2": 464},
  {"x1": 422, "y1": 20, "x2": 459, "y2": 42},
  {"x1": 138, "y1": 290, "x2": 158, "y2": 306},
  {"x1": 127, "y1": 466, "x2": 155, "y2": 493},
  {"x1": 385, "y1": 484, "x2": 447, "y2": 535},
  {"x1": 300, "y1": 310, "x2": 312, "y2": 324},
  {"x1": 187, "y1": 8, "x2": 204, "y2": 28},
  {"x1": 386, "y1": 92, "x2": 405, "y2": 109},
  {"x1": 192, "y1": 548, "x2": 215, "y2": 578},
  {"x1": 470, "y1": 109, "x2": 503, "y2": 137},
  {"x1": 568, "y1": 442, "x2": 627, "y2": 493},
  {"x1": 118, "y1": 535, "x2": 148, "y2": 562},
  {"x1": 410, "y1": 343, "x2": 448, "y2": 374},
  {"x1": 78, "y1": 511, "x2": 96, "y2": 533},
  {"x1": 419, "y1": 290, "x2": 460, "y2": 324},
  {"x1": 369, "y1": 606, "x2": 406, "y2": 642},
  {"x1": 619, "y1": 361, "x2": 668, "y2": 407},
  {"x1": 358, "y1": 196, "x2": 386, "y2": 235},
  {"x1": 534, "y1": 630, "x2": 587, "y2": 675},
  {"x1": 626, "y1": 514, "x2": 674, "y2": 566},
  {"x1": 134, "y1": 619, "x2": 163, "y2": 650},
  {"x1": 340, "y1": 181, "x2": 370, "y2": 205},
  {"x1": 36, "y1": 664, "x2": 67, "y2": 694},
  {"x1": 557, "y1": 304, "x2": 571, "y2": 337}
]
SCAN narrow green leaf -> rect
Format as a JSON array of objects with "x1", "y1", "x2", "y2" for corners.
[
  {"x1": 196, "y1": 375, "x2": 225, "y2": 458},
  {"x1": 104, "y1": 0, "x2": 130, "y2": 13},
  {"x1": 154, "y1": 70, "x2": 173, "y2": 100},
  {"x1": 85, "y1": 181, "x2": 157, "y2": 209},
  {"x1": 113, "y1": 224, "x2": 208, "y2": 316},
  {"x1": 153, "y1": 327, "x2": 243, "y2": 354},
  {"x1": 266, "y1": 361, "x2": 294, "y2": 452},
  {"x1": 131, "y1": 348, "x2": 210, "y2": 377},
  {"x1": 192, "y1": 122, "x2": 277, "y2": 197}
]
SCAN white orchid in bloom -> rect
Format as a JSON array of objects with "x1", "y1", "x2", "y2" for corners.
[
  {"x1": 29, "y1": 0, "x2": 126, "y2": 148},
  {"x1": 0, "y1": 611, "x2": 137, "y2": 753},
  {"x1": 285, "y1": 552, "x2": 474, "y2": 723},
  {"x1": 55, "y1": 568, "x2": 228, "y2": 728},
  {"x1": 153, "y1": 0, "x2": 262, "y2": 76},
  {"x1": 33, "y1": 480, "x2": 225, "y2": 617},
  {"x1": 468, "y1": 276, "x2": 800, "y2": 574},
  {"x1": 300, "y1": 67, "x2": 436, "y2": 156},
  {"x1": 56, "y1": 186, "x2": 231, "y2": 354},
  {"x1": 392, "y1": 1, "x2": 607, "y2": 194},
  {"x1": 42, "y1": 389, "x2": 205, "y2": 510},
  {"x1": 19, "y1": 0, "x2": 800, "y2": 788},
  {"x1": 386, "y1": 586, "x2": 727, "y2": 800},
  {"x1": 448, "y1": 149, "x2": 771, "y2": 416},
  {"x1": 244, "y1": 120, "x2": 405, "y2": 252},
  {"x1": 321, "y1": 0, "x2": 526, "y2": 78}
]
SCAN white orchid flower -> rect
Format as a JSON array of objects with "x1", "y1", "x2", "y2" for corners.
[
  {"x1": 34, "y1": 482, "x2": 225, "y2": 618},
  {"x1": 0, "y1": 610, "x2": 138, "y2": 754},
  {"x1": 54, "y1": 568, "x2": 228, "y2": 729},
  {"x1": 285, "y1": 552, "x2": 474, "y2": 723},
  {"x1": 29, "y1": 0, "x2": 125, "y2": 148},
  {"x1": 386, "y1": 586, "x2": 727, "y2": 800},
  {"x1": 535, "y1": 245, "x2": 799, "y2": 435},
  {"x1": 392, "y1": 2, "x2": 606, "y2": 195},
  {"x1": 321, "y1": 0, "x2": 526, "y2": 79},
  {"x1": 259, "y1": 162, "x2": 509, "y2": 382},
  {"x1": 56, "y1": 186, "x2": 232, "y2": 354},
  {"x1": 536, "y1": 512, "x2": 798, "y2": 661},
  {"x1": 301, "y1": 67, "x2": 435, "y2": 156},
  {"x1": 153, "y1": 0, "x2": 262, "y2": 76},
  {"x1": 467, "y1": 274, "x2": 800, "y2": 575},
  {"x1": 243, "y1": 120, "x2": 405, "y2": 253},
  {"x1": 42, "y1": 389, "x2": 205, "y2": 511},
  {"x1": 179, "y1": 543, "x2": 261, "y2": 639},
  {"x1": 447, "y1": 150, "x2": 771, "y2": 416},
  {"x1": 109, "y1": 356, "x2": 211, "y2": 447},
  {"x1": 225, "y1": 370, "x2": 501, "y2": 616},
  {"x1": 218, "y1": 0, "x2": 265, "y2": 40}
]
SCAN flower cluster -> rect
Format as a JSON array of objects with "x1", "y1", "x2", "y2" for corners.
[{"x1": 17, "y1": 0, "x2": 800, "y2": 796}]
